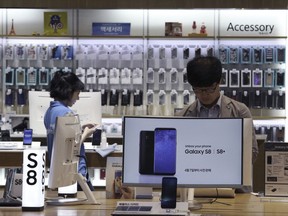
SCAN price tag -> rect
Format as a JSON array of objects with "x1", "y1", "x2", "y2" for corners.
[{"x1": 22, "y1": 148, "x2": 46, "y2": 211}]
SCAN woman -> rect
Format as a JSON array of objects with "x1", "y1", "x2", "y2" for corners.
[{"x1": 44, "y1": 70, "x2": 97, "y2": 190}]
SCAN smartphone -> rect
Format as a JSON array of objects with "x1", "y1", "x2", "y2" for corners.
[
  {"x1": 114, "y1": 170, "x2": 122, "y2": 195},
  {"x1": 154, "y1": 128, "x2": 176, "y2": 175},
  {"x1": 161, "y1": 177, "x2": 177, "y2": 209},
  {"x1": 92, "y1": 129, "x2": 102, "y2": 146},
  {"x1": 139, "y1": 131, "x2": 154, "y2": 174},
  {"x1": 23, "y1": 129, "x2": 33, "y2": 145}
]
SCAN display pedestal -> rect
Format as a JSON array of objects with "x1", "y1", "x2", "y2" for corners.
[
  {"x1": 46, "y1": 173, "x2": 99, "y2": 205},
  {"x1": 135, "y1": 187, "x2": 153, "y2": 199},
  {"x1": 179, "y1": 188, "x2": 202, "y2": 211}
]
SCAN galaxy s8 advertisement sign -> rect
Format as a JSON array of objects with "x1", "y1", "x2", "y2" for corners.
[{"x1": 122, "y1": 116, "x2": 244, "y2": 188}]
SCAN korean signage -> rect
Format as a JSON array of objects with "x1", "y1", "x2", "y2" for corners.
[{"x1": 92, "y1": 23, "x2": 131, "y2": 36}]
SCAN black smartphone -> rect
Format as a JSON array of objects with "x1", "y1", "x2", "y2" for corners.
[
  {"x1": 154, "y1": 128, "x2": 177, "y2": 175},
  {"x1": 139, "y1": 131, "x2": 154, "y2": 174},
  {"x1": 92, "y1": 129, "x2": 102, "y2": 146},
  {"x1": 23, "y1": 129, "x2": 33, "y2": 145},
  {"x1": 161, "y1": 177, "x2": 177, "y2": 209}
]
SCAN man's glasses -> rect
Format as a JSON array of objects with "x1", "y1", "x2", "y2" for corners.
[{"x1": 192, "y1": 85, "x2": 218, "y2": 94}]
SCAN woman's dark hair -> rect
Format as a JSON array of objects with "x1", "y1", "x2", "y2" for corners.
[
  {"x1": 49, "y1": 71, "x2": 84, "y2": 100},
  {"x1": 186, "y1": 56, "x2": 222, "y2": 87}
]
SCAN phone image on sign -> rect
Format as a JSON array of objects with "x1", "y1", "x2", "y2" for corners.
[
  {"x1": 23, "y1": 129, "x2": 33, "y2": 145},
  {"x1": 154, "y1": 128, "x2": 176, "y2": 175},
  {"x1": 161, "y1": 177, "x2": 177, "y2": 209},
  {"x1": 139, "y1": 130, "x2": 155, "y2": 174}
]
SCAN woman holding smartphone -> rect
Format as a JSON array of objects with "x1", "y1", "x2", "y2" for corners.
[{"x1": 44, "y1": 70, "x2": 97, "y2": 190}]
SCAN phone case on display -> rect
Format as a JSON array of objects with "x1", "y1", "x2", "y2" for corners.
[
  {"x1": 253, "y1": 90, "x2": 262, "y2": 108},
  {"x1": 171, "y1": 47, "x2": 177, "y2": 59},
  {"x1": 241, "y1": 48, "x2": 251, "y2": 64},
  {"x1": 39, "y1": 69, "x2": 49, "y2": 85},
  {"x1": 241, "y1": 91, "x2": 250, "y2": 108},
  {"x1": 219, "y1": 47, "x2": 228, "y2": 64},
  {"x1": 133, "y1": 90, "x2": 143, "y2": 106},
  {"x1": 183, "y1": 48, "x2": 189, "y2": 59},
  {"x1": 276, "y1": 71, "x2": 285, "y2": 87},
  {"x1": 109, "y1": 90, "x2": 119, "y2": 106},
  {"x1": 276, "y1": 92, "x2": 285, "y2": 109},
  {"x1": 253, "y1": 48, "x2": 263, "y2": 64},
  {"x1": 265, "y1": 47, "x2": 274, "y2": 63},
  {"x1": 241, "y1": 71, "x2": 251, "y2": 87},
  {"x1": 159, "y1": 47, "x2": 165, "y2": 59},
  {"x1": 207, "y1": 47, "x2": 214, "y2": 56},
  {"x1": 276, "y1": 127, "x2": 285, "y2": 142},
  {"x1": 17, "y1": 89, "x2": 26, "y2": 105},
  {"x1": 101, "y1": 90, "x2": 108, "y2": 106},
  {"x1": 276, "y1": 47, "x2": 285, "y2": 63},
  {"x1": 229, "y1": 48, "x2": 239, "y2": 64},
  {"x1": 255, "y1": 126, "x2": 262, "y2": 135},
  {"x1": 5, "y1": 89, "x2": 14, "y2": 106},
  {"x1": 230, "y1": 70, "x2": 239, "y2": 87},
  {"x1": 266, "y1": 90, "x2": 274, "y2": 109},
  {"x1": 230, "y1": 90, "x2": 238, "y2": 101},
  {"x1": 195, "y1": 47, "x2": 201, "y2": 58},
  {"x1": 16, "y1": 68, "x2": 26, "y2": 85},
  {"x1": 264, "y1": 70, "x2": 274, "y2": 87},
  {"x1": 253, "y1": 70, "x2": 262, "y2": 87},
  {"x1": 5, "y1": 69, "x2": 14, "y2": 85},
  {"x1": 148, "y1": 47, "x2": 154, "y2": 59},
  {"x1": 121, "y1": 90, "x2": 130, "y2": 106},
  {"x1": 264, "y1": 126, "x2": 273, "y2": 141}
]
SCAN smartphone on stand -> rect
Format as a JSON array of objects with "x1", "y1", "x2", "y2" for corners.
[
  {"x1": 23, "y1": 129, "x2": 33, "y2": 145},
  {"x1": 161, "y1": 177, "x2": 177, "y2": 209}
]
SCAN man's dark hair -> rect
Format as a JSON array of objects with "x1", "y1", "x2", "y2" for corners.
[
  {"x1": 49, "y1": 70, "x2": 84, "y2": 100},
  {"x1": 186, "y1": 56, "x2": 222, "y2": 87}
]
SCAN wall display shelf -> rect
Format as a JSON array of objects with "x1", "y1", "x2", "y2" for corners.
[{"x1": 0, "y1": 8, "x2": 287, "y2": 142}]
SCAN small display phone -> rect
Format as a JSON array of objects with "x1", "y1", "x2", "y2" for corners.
[
  {"x1": 161, "y1": 177, "x2": 177, "y2": 209},
  {"x1": 23, "y1": 129, "x2": 33, "y2": 145},
  {"x1": 92, "y1": 129, "x2": 102, "y2": 146}
]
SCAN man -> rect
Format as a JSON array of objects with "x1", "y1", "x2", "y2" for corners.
[{"x1": 176, "y1": 56, "x2": 258, "y2": 163}]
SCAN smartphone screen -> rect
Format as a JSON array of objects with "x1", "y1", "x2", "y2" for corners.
[
  {"x1": 161, "y1": 177, "x2": 177, "y2": 209},
  {"x1": 139, "y1": 131, "x2": 154, "y2": 174},
  {"x1": 92, "y1": 129, "x2": 102, "y2": 146},
  {"x1": 154, "y1": 128, "x2": 176, "y2": 175},
  {"x1": 23, "y1": 129, "x2": 33, "y2": 145}
]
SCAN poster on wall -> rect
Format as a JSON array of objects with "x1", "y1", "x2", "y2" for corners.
[{"x1": 44, "y1": 12, "x2": 68, "y2": 35}]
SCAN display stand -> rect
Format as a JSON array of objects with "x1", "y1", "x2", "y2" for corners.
[
  {"x1": 134, "y1": 187, "x2": 153, "y2": 199},
  {"x1": 179, "y1": 188, "x2": 202, "y2": 211},
  {"x1": 46, "y1": 173, "x2": 100, "y2": 205}
]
